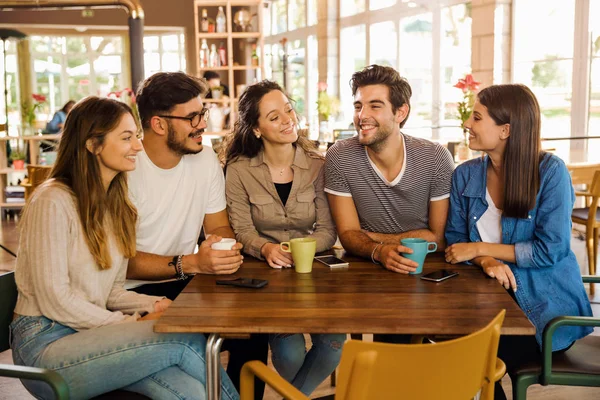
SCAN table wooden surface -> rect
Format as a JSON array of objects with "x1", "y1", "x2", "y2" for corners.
[{"x1": 154, "y1": 252, "x2": 534, "y2": 336}]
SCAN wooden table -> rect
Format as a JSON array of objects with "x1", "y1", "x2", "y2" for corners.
[{"x1": 155, "y1": 253, "x2": 534, "y2": 399}]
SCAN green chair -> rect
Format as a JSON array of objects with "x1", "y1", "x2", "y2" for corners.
[
  {"x1": 512, "y1": 275, "x2": 600, "y2": 399},
  {"x1": 0, "y1": 271, "x2": 69, "y2": 399}
]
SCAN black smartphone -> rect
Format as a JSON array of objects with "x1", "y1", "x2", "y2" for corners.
[
  {"x1": 216, "y1": 278, "x2": 268, "y2": 289},
  {"x1": 314, "y1": 255, "x2": 349, "y2": 268},
  {"x1": 420, "y1": 270, "x2": 459, "y2": 282}
]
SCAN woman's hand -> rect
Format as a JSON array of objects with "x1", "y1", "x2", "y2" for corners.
[
  {"x1": 445, "y1": 243, "x2": 481, "y2": 263},
  {"x1": 139, "y1": 311, "x2": 163, "y2": 321},
  {"x1": 261, "y1": 243, "x2": 294, "y2": 269},
  {"x1": 480, "y1": 257, "x2": 517, "y2": 292},
  {"x1": 154, "y1": 298, "x2": 172, "y2": 313}
]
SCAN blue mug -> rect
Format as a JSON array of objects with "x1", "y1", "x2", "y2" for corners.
[{"x1": 401, "y1": 238, "x2": 438, "y2": 275}]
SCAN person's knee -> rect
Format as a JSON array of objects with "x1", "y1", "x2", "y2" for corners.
[
  {"x1": 269, "y1": 334, "x2": 306, "y2": 379},
  {"x1": 313, "y1": 334, "x2": 346, "y2": 364}
]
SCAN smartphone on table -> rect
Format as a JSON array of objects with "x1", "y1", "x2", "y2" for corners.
[
  {"x1": 216, "y1": 277, "x2": 268, "y2": 289},
  {"x1": 314, "y1": 255, "x2": 349, "y2": 268},
  {"x1": 420, "y1": 270, "x2": 459, "y2": 282}
]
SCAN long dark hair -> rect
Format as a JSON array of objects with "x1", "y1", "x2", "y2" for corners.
[
  {"x1": 222, "y1": 80, "x2": 319, "y2": 165},
  {"x1": 47, "y1": 96, "x2": 138, "y2": 269},
  {"x1": 478, "y1": 84, "x2": 543, "y2": 219}
]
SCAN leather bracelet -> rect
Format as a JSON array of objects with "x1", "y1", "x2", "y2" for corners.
[{"x1": 371, "y1": 242, "x2": 383, "y2": 265}]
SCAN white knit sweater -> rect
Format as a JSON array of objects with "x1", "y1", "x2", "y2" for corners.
[{"x1": 14, "y1": 181, "x2": 160, "y2": 331}]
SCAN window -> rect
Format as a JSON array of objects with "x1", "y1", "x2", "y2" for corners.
[
  {"x1": 288, "y1": 0, "x2": 306, "y2": 31},
  {"x1": 0, "y1": 39, "x2": 20, "y2": 133},
  {"x1": 513, "y1": 0, "x2": 575, "y2": 142},
  {"x1": 340, "y1": 25, "x2": 367, "y2": 123},
  {"x1": 144, "y1": 33, "x2": 186, "y2": 78},
  {"x1": 589, "y1": 0, "x2": 600, "y2": 145},
  {"x1": 399, "y1": 13, "x2": 432, "y2": 138},
  {"x1": 370, "y1": 0, "x2": 396, "y2": 11},
  {"x1": 340, "y1": 0, "x2": 365, "y2": 18},
  {"x1": 370, "y1": 21, "x2": 397, "y2": 67}
]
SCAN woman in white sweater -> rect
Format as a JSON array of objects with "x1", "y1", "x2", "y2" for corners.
[{"x1": 10, "y1": 96, "x2": 239, "y2": 400}]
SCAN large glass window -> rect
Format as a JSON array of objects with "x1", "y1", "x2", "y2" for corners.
[
  {"x1": 440, "y1": 2, "x2": 472, "y2": 139},
  {"x1": 513, "y1": 0, "x2": 575, "y2": 140},
  {"x1": 370, "y1": 0, "x2": 396, "y2": 11},
  {"x1": 288, "y1": 0, "x2": 306, "y2": 31},
  {"x1": 340, "y1": 0, "x2": 365, "y2": 18},
  {"x1": 370, "y1": 21, "x2": 397, "y2": 67},
  {"x1": 0, "y1": 40, "x2": 19, "y2": 132},
  {"x1": 144, "y1": 33, "x2": 186, "y2": 78},
  {"x1": 399, "y1": 13, "x2": 433, "y2": 138},
  {"x1": 339, "y1": 25, "x2": 367, "y2": 123}
]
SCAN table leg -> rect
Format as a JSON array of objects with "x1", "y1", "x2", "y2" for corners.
[{"x1": 206, "y1": 333, "x2": 224, "y2": 400}]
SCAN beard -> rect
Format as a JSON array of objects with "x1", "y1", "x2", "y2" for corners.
[
  {"x1": 166, "y1": 121, "x2": 204, "y2": 156},
  {"x1": 357, "y1": 121, "x2": 394, "y2": 153}
]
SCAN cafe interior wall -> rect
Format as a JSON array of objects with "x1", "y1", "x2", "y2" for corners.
[{"x1": 0, "y1": 0, "x2": 199, "y2": 83}]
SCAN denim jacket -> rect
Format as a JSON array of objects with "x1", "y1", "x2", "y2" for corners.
[{"x1": 445, "y1": 153, "x2": 593, "y2": 350}]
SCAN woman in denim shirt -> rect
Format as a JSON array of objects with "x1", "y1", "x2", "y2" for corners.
[
  {"x1": 222, "y1": 80, "x2": 344, "y2": 396},
  {"x1": 444, "y1": 84, "x2": 592, "y2": 400}
]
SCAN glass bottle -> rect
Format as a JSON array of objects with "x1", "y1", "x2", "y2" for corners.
[
  {"x1": 250, "y1": 43, "x2": 259, "y2": 67},
  {"x1": 216, "y1": 6, "x2": 226, "y2": 33},
  {"x1": 200, "y1": 39, "x2": 209, "y2": 68},
  {"x1": 218, "y1": 42, "x2": 227, "y2": 66},
  {"x1": 200, "y1": 9, "x2": 209, "y2": 32},
  {"x1": 209, "y1": 44, "x2": 219, "y2": 67}
]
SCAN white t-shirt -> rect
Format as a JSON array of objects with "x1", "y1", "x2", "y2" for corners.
[
  {"x1": 476, "y1": 188, "x2": 502, "y2": 244},
  {"x1": 125, "y1": 148, "x2": 226, "y2": 288}
]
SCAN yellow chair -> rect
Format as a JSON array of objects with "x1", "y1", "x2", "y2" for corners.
[{"x1": 241, "y1": 310, "x2": 506, "y2": 400}]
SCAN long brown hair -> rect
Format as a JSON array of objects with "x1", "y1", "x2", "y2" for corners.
[
  {"x1": 478, "y1": 84, "x2": 543, "y2": 219},
  {"x1": 221, "y1": 80, "x2": 320, "y2": 165},
  {"x1": 48, "y1": 96, "x2": 138, "y2": 269}
]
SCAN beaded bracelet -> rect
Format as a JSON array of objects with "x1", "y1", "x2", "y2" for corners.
[{"x1": 169, "y1": 255, "x2": 188, "y2": 281}]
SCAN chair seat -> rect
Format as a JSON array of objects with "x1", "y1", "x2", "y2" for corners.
[
  {"x1": 91, "y1": 390, "x2": 151, "y2": 399},
  {"x1": 512, "y1": 335, "x2": 600, "y2": 376},
  {"x1": 572, "y1": 207, "x2": 600, "y2": 222}
]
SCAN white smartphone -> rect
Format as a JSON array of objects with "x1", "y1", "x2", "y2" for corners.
[
  {"x1": 314, "y1": 255, "x2": 349, "y2": 268},
  {"x1": 420, "y1": 270, "x2": 459, "y2": 282}
]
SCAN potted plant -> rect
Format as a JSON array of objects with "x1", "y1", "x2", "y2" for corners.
[
  {"x1": 316, "y1": 81, "x2": 340, "y2": 144},
  {"x1": 10, "y1": 149, "x2": 26, "y2": 170},
  {"x1": 453, "y1": 74, "x2": 480, "y2": 162},
  {"x1": 21, "y1": 93, "x2": 47, "y2": 135}
]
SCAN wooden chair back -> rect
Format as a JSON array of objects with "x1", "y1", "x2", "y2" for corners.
[
  {"x1": 334, "y1": 310, "x2": 506, "y2": 400},
  {"x1": 23, "y1": 165, "x2": 52, "y2": 202}
]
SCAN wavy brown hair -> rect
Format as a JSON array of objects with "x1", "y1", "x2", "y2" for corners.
[
  {"x1": 48, "y1": 96, "x2": 138, "y2": 269},
  {"x1": 222, "y1": 80, "x2": 320, "y2": 165},
  {"x1": 478, "y1": 84, "x2": 544, "y2": 219}
]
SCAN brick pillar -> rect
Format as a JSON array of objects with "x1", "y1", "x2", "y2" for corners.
[{"x1": 471, "y1": 0, "x2": 512, "y2": 88}]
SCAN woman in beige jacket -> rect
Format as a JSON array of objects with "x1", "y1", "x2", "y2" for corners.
[{"x1": 223, "y1": 80, "x2": 344, "y2": 395}]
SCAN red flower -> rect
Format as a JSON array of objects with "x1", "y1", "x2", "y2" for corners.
[
  {"x1": 317, "y1": 81, "x2": 328, "y2": 92},
  {"x1": 453, "y1": 74, "x2": 480, "y2": 93},
  {"x1": 32, "y1": 93, "x2": 46, "y2": 103}
]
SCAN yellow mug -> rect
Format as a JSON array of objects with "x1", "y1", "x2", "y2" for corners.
[{"x1": 280, "y1": 238, "x2": 317, "y2": 273}]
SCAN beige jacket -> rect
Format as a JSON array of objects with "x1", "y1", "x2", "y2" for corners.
[{"x1": 225, "y1": 145, "x2": 337, "y2": 259}]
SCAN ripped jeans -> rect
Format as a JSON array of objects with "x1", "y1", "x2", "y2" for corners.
[{"x1": 269, "y1": 333, "x2": 345, "y2": 395}]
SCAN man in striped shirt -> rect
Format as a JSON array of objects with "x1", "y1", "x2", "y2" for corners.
[{"x1": 325, "y1": 65, "x2": 455, "y2": 274}]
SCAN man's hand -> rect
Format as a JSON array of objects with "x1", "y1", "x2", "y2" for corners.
[
  {"x1": 184, "y1": 235, "x2": 244, "y2": 275},
  {"x1": 480, "y1": 257, "x2": 517, "y2": 292},
  {"x1": 377, "y1": 244, "x2": 419, "y2": 274},
  {"x1": 444, "y1": 243, "x2": 480, "y2": 264},
  {"x1": 261, "y1": 243, "x2": 293, "y2": 269},
  {"x1": 154, "y1": 298, "x2": 172, "y2": 313}
]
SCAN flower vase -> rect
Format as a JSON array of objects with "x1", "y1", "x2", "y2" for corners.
[
  {"x1": 456, "y1": 141, "x2": 471, "y2": 163},
  {"x1": 318, "y1": 120, "x2": 330, "y2": 145},
  {"x1": 12, "y1": 159, "x2": 25, "y2": 170}
]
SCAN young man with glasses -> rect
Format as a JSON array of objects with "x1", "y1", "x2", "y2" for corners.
[{"x1": 126, "y1": 72, "x2": 268, "y2": 398}]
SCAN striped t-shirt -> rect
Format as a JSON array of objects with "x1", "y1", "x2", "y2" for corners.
[{"x1": 324, "y1": 134, "x2": 454, "y2": 234}]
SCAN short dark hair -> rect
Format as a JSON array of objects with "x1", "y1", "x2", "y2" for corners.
[
  {"x1": 136, "y1": 72, "x2": 208, "y2": 129},
  {"x1": 203, "y1": 71, "x2": 220, "y2": 81},
  {"x1": 350, "y1": 65, "x2": 412, "y2": 128}
]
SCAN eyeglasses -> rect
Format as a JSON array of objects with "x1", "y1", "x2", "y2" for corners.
[{"x1": 157, "y1": 107, "x2": 210, "y2": 128}]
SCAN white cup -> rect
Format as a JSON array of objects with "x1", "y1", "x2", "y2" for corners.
[{"x1": 211, "y1": 238, "x2": 237, "y2": 250}]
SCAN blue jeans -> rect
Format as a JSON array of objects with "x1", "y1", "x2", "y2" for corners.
[
  {"x1": 9, "y1": 315, "x2": 240, "y2": 400},
  {"x1": 269, "y1": 333, "x2": 345, "y2": 395}
]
